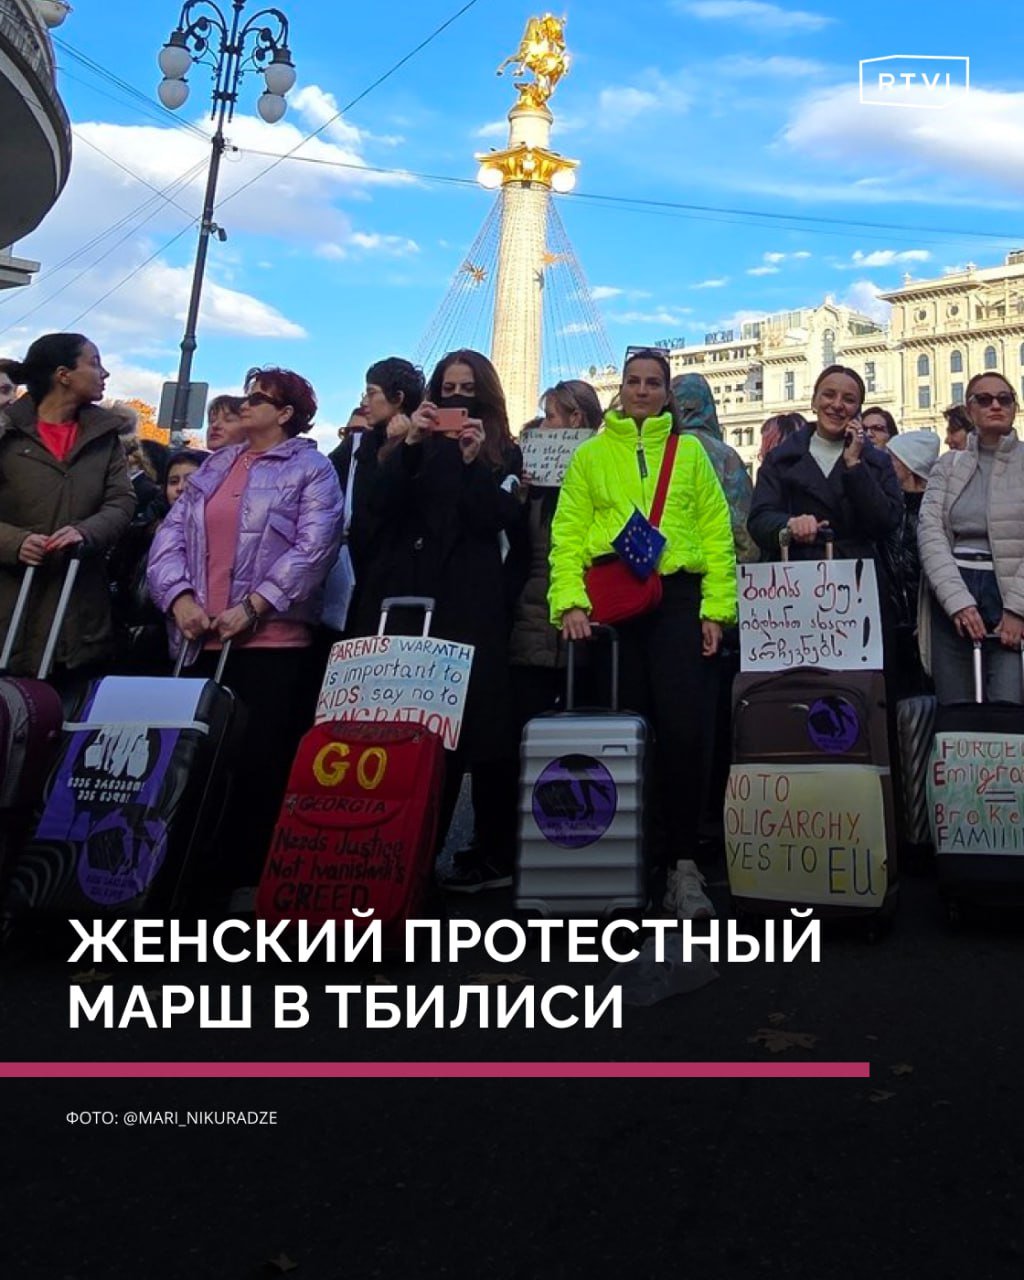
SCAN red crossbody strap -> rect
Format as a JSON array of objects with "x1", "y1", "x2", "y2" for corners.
[{"x1": 649, "y1": 433, "x2": 679, "y2": 529}]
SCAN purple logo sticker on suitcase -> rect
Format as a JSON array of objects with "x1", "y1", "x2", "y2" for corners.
[
  {"x1": 806, "y1": 697, "x2": 860, "y2": 754},
  {"x1": 35, "y1": 725, "x2": 180, "y2": 906},
  {"x1": 532, "y1": 754, "x2": 618, "y2": 849}
]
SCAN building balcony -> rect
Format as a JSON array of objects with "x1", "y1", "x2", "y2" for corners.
[{"x1": 0, "y1": 0, "x2": 72, "y2": 248}]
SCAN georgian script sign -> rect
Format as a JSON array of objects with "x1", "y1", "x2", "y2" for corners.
[
  {"x1": 738, "y1": 558, "x2": 884, "y2": 673},
  {"x1": 520, "y1": 429, "x2": 592, "y2": 487},
  {"x1": 316, "y1": 635, "x2": 474, "y2": 751}
]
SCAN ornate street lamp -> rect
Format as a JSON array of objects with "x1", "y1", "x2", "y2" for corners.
[{"x1": 157, "y1": 1, "x2": 296, "y2": 443}]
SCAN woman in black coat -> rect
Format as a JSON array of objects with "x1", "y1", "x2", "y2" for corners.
[
  {"x1": 351, "y1": 348, "x2": 523, "y2": 890},
  {"x1": 748, "y1": 365, "x2": 902, "y2": 563}
]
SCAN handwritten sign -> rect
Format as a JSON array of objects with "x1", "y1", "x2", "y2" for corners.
[
  {"x1": 929, "y1": 732, "x2": 1024, "y2": 856},
  {"x1": 738, "y1": 558, "x2": 883, "y2": 672},
  {"x1": 520, "y1": 429, "x2": 592, "y2": 487},
  {"x1": 724, "y1": 764, "x2": 888, "y2": 906},
  {"x1": 315, "y1": 634, "x2": 474, "y2": 751}
]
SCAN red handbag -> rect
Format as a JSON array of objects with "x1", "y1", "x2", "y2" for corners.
[{"x1": 584, "y1": 435, "x2": 679, "y2": 625}]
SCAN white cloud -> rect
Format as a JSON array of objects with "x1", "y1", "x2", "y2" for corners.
[
  {"x1": 560, "y1": 322, "x2": 599, "y2": 335},
  {"x1": 747, "y1": 265, "x2": 780, "y2": 276},
  {"x1": 691, "y1": 278, "x2": 730, "y2": 289},
  {"x1": 717, "y1": 54, "x2": 825, "y2": 77},
  {"x1": 843, "y1": 280, "x2": 891, "y2": 324},
  {"x1": 606, "y1": 308, "x2": 693, "y2": 326},
  {"x1": 793, "y1": 250, "x2": 812, "y2": 259},
  {"x1": 591, "y1": 285, "x2": 625, "y2": 300},
  {"x1": 781, "y1": 85, "x2": 1024, "y2": 196},
  {"x1": 474, "y1": 120, "x2": 508, "y2": 139},
  {"x1": 676, "y1": 1, "x2": 832, "y2": 32},
  {"x1": 851, "y1": 249, "x2": 931, "y2": 268},
  {"x1": 598, "y1": 77, "x2": 690, "y2": 126},
  {"x1": 350, "y1": 232, "x2": 420, "y2": 255},
  {"x1": 103, "y1": 354, "x2": 174, "y2": 408},
  {"x1": 764, "y1": 252, "x2": 787, "y2": 263}
]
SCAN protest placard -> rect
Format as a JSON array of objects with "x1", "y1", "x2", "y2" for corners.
[
  {"x1": 737, "y1": 557, "x2": 883, "y2": 672},
  {"x1": 315, "y1": 634, "x2": 474, "y2": 750},
  {"x1": 724, "y1": 763, "x2": 888, "y2": 906},
  {"x1": 929, "y1": 731, "x2": 1024, "y2": 856},
  {"x1": 520, "y1": 428, "x2": 592, "y2": 486}
]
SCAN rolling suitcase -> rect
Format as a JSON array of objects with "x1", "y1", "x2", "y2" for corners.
[
  {"x1": 256, "y1": 597, "x2": 445, "y2": 941},
  {"x1": 896, "y1": 693, "x2": 937, "y2": 848},
  {"x1": 928, "y1": 639, "x2": 1024, "y2": 923},
  {"x1": 3, "y1": 641, "x2": 244, "y2": 922},
  {"x1": 516, "y1": 626, "x2": 649, "y2": 917},
  {"x1": 726, "y1": 533, "x2": 897, "y2": 926},
  {"x1": 0, "y1": 553, "x2": 81, "y2": 878}
]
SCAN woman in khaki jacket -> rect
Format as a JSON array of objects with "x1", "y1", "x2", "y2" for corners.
[
  {"x1": 0, "y1": 333, "x2": 134, "y2": 679},
  {"x1": 918, "y1": 371, "x2": 1024, "y2": 703}
]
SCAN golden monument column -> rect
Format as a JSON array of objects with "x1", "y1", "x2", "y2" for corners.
[{"x1": 477, "y1": 15, "x2": 578, "y2": 431}]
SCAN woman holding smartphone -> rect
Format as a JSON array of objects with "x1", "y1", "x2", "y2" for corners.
[
  {"x1": 352, "y1": 349, "x2": 523, "y2": 891},
  {"x1": 748, "y1": 364, "x2": 902, "y2": 563}
]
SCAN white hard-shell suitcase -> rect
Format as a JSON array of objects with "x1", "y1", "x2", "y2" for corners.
[{"x1": 515, "y1": 626, "x2": 650, "y2": 916}]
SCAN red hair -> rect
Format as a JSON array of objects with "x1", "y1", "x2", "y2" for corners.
[{"x1": 245, "y1": 366, "x2": 317, "y2": 437}]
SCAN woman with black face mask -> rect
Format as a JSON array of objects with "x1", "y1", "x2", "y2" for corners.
[{"x1": 350, "y1": 349, "x2": 523, "y2": 891}]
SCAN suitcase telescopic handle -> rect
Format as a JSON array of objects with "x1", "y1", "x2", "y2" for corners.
[
  {"x1": 173, "y1": 637, "x2": 233, "y2": 682},
  {"x1": 778, "y1": 525, "x2": 834, "y2": 563},
  {"x1": 378, "y1": 596, "x2": 436, "y2": 638},
  {"x1": 1, "y1": 545, "x2": 85, "y2": 678},
  {"x1": 566, "y1": 624, "x2": 619, "y2": 712},
  {"x1": 970, "y1": 636, "x2": 1024, "y2": 705}
]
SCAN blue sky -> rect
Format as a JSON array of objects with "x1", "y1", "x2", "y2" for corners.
[{"x1": 5, "y1": 0, "x2": 1023, "y2": 444}]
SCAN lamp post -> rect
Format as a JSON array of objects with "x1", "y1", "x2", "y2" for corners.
[{"x1": 157, "y1": 1, "x2": 296, "y2": 444}]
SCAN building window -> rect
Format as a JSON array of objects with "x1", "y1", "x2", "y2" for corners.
[
  {"x1": 865, "y1": 360, "x2": 876, "y2": 393},
  {"x1": 917, "y1": 354, "x2": 930, "y2": 377},
  {"x1": 950, "y1": 350, "x2": 963, "y2": 374},
  {"x1": 1019, "y1": 342, "x2": 1024, "y2": 366},
  {"x1": 918, "y1": 386, "x2": 931, "y2": 410},
  {"x1": 784, "y1": 371, "x2": 795, "y2": 401},
  {"x1": 985, "y1": 345, "x2": 998, "y2": 370},
  {"x1": 951, "y1": 382, "x2": 964, "y2": 405},
  {"x1": 823, "y1": 328, "x2": 835, "y2": 368}
]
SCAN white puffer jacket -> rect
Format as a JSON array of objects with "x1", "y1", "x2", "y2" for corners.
[{"x1": 916, "y1": 431, "x2": 1024, "y2": 671}]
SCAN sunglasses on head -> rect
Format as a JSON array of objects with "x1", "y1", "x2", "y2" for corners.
[
  {"x1": 242, "y1": 390, "x2": 285, "y2": 409},
  {"x1": 969, "y1": 391, "x2": 1016, "y2": 408}
]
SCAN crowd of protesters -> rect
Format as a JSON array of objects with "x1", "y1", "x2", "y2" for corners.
[{"x1": 1, "y1": 331, "x2": 1020, "y2": 918}]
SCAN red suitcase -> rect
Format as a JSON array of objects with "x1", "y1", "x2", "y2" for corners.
[{"x1": 257, "y1": 598, "x2": 445, "y2": 942}]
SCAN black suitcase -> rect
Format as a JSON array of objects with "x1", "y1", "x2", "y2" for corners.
[
  {"x1": 3, "y1": 643, "x2": 245, "y2": 922},
  {"x1": 896, "y1": 694, "x2": 937, "y2": 849},
  {"x1": 726, "y1": 532, "x2": 897, "y2": 925},
  {"x1": 929, "y1": 639, "x2": 1024, "y2": 923}
]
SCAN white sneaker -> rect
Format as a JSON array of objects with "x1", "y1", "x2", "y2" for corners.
[{"x1": 673, "y1": 860, "x2": 715, "y2": 921}]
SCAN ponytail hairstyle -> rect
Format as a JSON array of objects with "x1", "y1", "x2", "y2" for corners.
[{"x1": 6, "y1": 333, "x2": 90, "y2": 405}]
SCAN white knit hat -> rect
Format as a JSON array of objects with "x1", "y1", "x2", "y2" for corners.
[{"x1": 888, "y1": 429, "x2": 940, "y2": 481}]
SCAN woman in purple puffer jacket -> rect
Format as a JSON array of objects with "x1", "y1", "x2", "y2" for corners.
[{"x1": 148, "y1": 366, "x2": 343, "y2": 907}]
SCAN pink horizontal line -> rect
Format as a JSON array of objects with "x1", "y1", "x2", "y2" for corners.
[{"x1": 0, "y1": 1062, "x2": 870, "y2": 1079}]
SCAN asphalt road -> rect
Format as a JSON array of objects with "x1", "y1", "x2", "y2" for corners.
[{"x1": 1, "y1": 847, "x2": 1022, "y2": 1280}]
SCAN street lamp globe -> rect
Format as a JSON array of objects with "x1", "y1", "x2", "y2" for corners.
[
  {"x1": 158, "y1": 33, "x2": 192, "y2": 79},
  {"x1": 257, "y1": 92, "x2": 287, "y2": 123},
  {"x1": 264, "y1": 49, "x2": 296, "y2": 96},
  {"x1": 477, "y1": 164, "x2": 502, "y2": 190},
  {"x1": 157, "y1": 77, "x2": 190, "y2": 110}
]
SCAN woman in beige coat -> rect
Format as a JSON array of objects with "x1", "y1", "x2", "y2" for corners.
[{"x1": 918, "y1": 371, "x2": 1024, "y2": 703}]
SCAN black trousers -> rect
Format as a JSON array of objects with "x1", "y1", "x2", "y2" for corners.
[
  {"x1": 609, "y1": 571, "x2": 710, "y2": 884},
  {"x1": 193, "y1": 646, "x2": 319, "y2": 890}
]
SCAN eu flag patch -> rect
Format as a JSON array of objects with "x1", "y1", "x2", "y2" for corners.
[{"x1": 611, "y1": 508, "x2": 667, "y2": 581}]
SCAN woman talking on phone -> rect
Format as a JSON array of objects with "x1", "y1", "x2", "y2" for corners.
[
  {"x1": 748, "y1": 365, "x2": 902, "y2": 563},
  {"x1": 352, "y1": 349, "x2": 523, "y2": 890}
]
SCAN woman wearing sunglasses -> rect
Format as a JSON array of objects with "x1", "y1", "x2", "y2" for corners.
[
  {"x1": 918, "y1": 372, "x2": 1024, "y2": 703},
  {"x1": 148, "y1": 366, "x2": 343, "y2": 907}
]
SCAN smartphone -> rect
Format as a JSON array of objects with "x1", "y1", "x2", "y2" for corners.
[{"x1": 431, "y1": 407, "x2": 468, "y2": 431}]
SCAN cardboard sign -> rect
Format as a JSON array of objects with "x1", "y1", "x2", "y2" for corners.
[
  {"x1": 724, "y1": 764, "x2": 888, "y2": 906},
  {"x1": 929, "y1": 732, "x2": 1024, "y2": 856},
  {"x1": 738, "y1": 558, "x2": 883, "y2": 672},
  {"x1": 520, "y1": 429, "x2": 592, "y2": 486},
  {"x1": 315, "y1": 634, "x2": 474, "y2": 751}
]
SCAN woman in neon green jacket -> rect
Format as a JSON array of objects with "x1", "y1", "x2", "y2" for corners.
[{"x1": 548, "y1": 348, "x2": 737, "y2": 914}]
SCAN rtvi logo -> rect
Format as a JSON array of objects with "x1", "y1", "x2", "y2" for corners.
[{"x1": 859, "y1": 55, "x2": 969, "y2": 109}]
